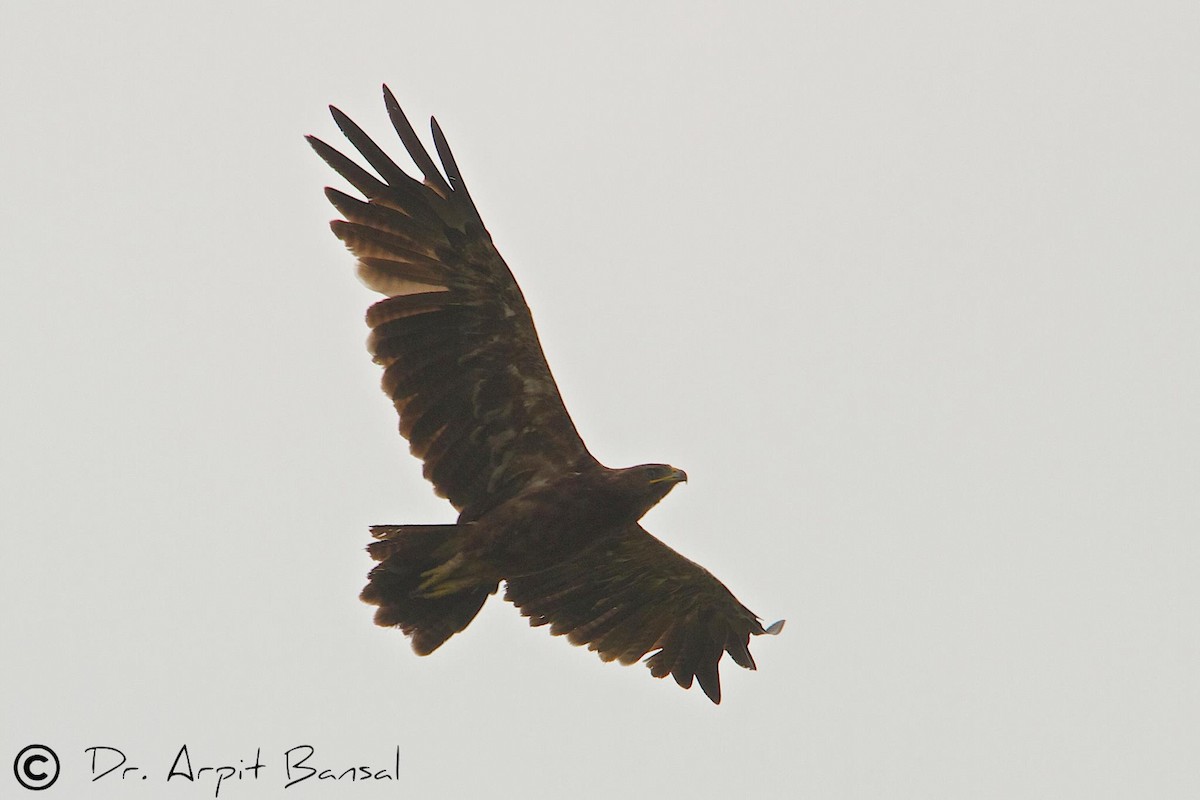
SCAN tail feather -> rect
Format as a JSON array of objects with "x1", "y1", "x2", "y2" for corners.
[{"x1": 361, "y1": 524, "x2": 496, "y2": 655}]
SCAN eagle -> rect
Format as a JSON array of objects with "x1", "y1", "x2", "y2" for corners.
[{"x1": 308, "y1": 86, "x2": 783, "y2": 704}]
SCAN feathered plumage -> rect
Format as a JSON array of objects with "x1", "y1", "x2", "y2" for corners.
[{"x1": 309, "y1": 86, "x2": 781, "y2": 703}]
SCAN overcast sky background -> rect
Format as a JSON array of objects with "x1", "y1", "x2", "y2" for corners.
[{"x1": 3, "y1": 2, "x2": 1198, "y2": 798}]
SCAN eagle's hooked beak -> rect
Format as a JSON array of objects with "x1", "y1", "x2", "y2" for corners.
[{"x1": 651, "y1": 467, "x2": 688, "y2": 485}]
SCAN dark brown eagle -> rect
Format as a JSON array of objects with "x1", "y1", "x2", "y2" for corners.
[{"x1": 308, "y1": 86, "x2": 782, "y2": 704}]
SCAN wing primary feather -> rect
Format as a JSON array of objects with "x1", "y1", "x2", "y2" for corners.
[
  {"x1": 430, "y1": 117, "x2": 478, "y2": 214},
  {"x1": 646, "y1": 628, "x2": 684, "y2": 679},
  {"x1": 324, "y1": 172, "x2": 448, "y2": 232},
  {"x1": 382, "y1": 84, "x2": 453, "y2": 199},
  {"x1": 670, "y1": 630, "x2": 706, "y2": 691},
  {"x1": 694, "y1": 641, "x2": 724, "y2": 704},
  {"x1": 329, "y1": 105, "x2": 420, "y2": 190},
  {"x1": 594, "y1": 606, "x2": 665, "y2": 664},
  {"x1": 324, "y1": 189, "x2": 446, "y2": 254},
  {"x1": 329, "y1": 220, "x2": 450, "y2": 268},
  {"x1": 725, "y1": 633, "x2": 757, "y2": 671},
  {"x1": 306, "y1": 136, "x2": 391, "y2": 200}
]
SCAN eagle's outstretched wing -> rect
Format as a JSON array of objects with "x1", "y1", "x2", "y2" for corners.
[
  {"x1": 308, "y1": 86, "x2": 598, "y2": 520},
  {"x1": 504, "y1": 524, "x2": 785, "y2": 704}
]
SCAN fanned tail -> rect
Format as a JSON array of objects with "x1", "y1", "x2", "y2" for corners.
[{"x1": 360, "y1": 524, "x2": 497, "y2": 655}]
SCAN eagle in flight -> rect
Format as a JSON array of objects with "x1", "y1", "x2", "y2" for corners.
[{"x1": 308, "y1": 86, "x2": 782, "y2": 703}]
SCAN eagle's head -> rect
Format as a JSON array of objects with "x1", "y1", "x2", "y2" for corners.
[{"x1": 615, "y1": 463, "x2": 688, "y2": 518}]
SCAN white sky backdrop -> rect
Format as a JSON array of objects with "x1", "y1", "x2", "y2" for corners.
[{"x1": 3, "y1": 2, "x2": 1198, "y2": 798}]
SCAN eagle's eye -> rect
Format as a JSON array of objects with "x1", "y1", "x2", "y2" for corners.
[{"x1": 645, "y1": 465, "x2": 679, "y2": 485}]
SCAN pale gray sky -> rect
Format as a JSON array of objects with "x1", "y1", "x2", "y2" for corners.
[{"x1": 3, "y1": 2, "x2": 1198, "y2": 798}]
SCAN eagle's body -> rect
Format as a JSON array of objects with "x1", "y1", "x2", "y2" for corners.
[
  {"x1": 309, "y1": 87, "x2": 781, "y2": 703},
  {"x1": 450, "y1": 465, "x2": 689, "y2": 580}
]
